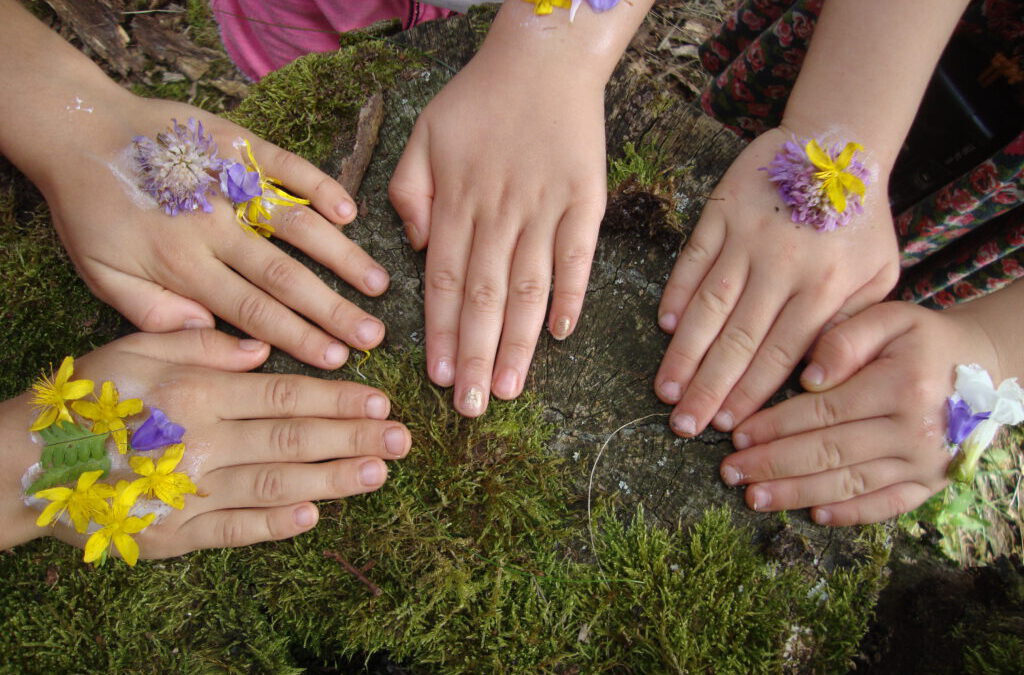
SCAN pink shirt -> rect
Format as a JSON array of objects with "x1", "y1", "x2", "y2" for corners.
[{"x1": 210, "y1": 1, "x2": 455, "y2": 80}]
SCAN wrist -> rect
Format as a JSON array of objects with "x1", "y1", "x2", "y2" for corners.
[{"x1": 0, "y1": 395, "x2": 45, "y2": 550}]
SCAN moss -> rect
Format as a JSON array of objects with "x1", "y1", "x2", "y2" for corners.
[
  {"x1": 964, "y1": 633, "x2": 1024, "y2": 675},
  {"x1": 1, "y1": 348, "x2": 887, "y2": 673},
  {"x1": 0, "y1": 162, "x2": 125, "y2": 400},
  {"x1": 225, "y1": 45, "x2": 423, "y2": 166},
  {"x1": 605, "y1": 142, "x2": 688, "y2": 236}
]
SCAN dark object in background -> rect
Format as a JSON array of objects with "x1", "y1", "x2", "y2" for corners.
[{"x1": 890, "y1": 30, "x2": 1023, "y2": 212}]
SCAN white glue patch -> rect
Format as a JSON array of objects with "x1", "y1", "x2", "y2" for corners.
[{"x1": 108, "y1": 145, "x2": 160, "y2": 211}]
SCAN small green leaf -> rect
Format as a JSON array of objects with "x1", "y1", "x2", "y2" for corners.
[{"x1": 27, "y1": 422, "x2": 111, "y2": 494}]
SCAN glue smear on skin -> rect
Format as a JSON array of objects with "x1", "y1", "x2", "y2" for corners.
[{"x1": 108, "y1": 146, "x2": 160, "y2": 211}]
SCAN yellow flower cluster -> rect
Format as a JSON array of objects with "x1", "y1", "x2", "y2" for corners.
[
  {"x1": 28, "y1": 356, "x2": 198, "y2": 567},
  {"x1": 522, "y1": 0, "x2": 571, "y2": 15}
]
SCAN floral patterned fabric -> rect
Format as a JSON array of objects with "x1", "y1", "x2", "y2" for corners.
[{"x1": 697, "y1": 0, "x2": 1024, "y2": 308}]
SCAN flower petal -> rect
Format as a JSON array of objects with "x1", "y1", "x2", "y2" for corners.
[
  {"x1": 839, "y1": 171, "x2": 866, "y2": 197},
  {"x1": 36, "y1": 500, "x2": 65, "y2": 527},
  {"x1": 834, "y1": 142, "x2": 864, "y2": 170},
  {"x1": 113, "y1": 533, "x2": 141, "y2": 566},
  {"x1": 83, "y1": 530, "x2": 110, "y2": 563},
  {"x1": 804, "y1": 139, "x2": 833, "y2": 171},
  {"x1": 62, "y1": 379, "x2": 95, "y2": 400}
]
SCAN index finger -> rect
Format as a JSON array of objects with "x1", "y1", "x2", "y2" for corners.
[
  {"x1": 203, "y1": 372, "x2": 391, "y2": 421},
  {"x1": 251, "y1": 138, "x2": 357, "y2": 225}
]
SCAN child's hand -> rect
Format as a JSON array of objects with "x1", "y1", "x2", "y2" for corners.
[
  {"x1": 655, "y1": 128, "x2": 901, "y2": 437},
  {"x1": 3, "y1": 330, "x2": 410, "y2": 557},
  {"x1": 33, "y1": 93, "x2": 389, "y2": 370},
  {"x1": 389, "y1": 46, "x2": 608, "y2": 417},
  {"x1": 721, "y1": 301, "x2": 1001, "y2": 526}
]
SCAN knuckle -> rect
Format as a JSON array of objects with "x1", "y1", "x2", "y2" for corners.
[
  {"x1": 461, "y1": 355, "x2": 493, "y2": 377},
  {"x1": 265, "y1": 377, "x2": 300, "y2": 416},
  {"x1": 264, "y1": 257, "x2": 299, "y2": 289},
  {"x1": 271, "y1": 420, "x2": 307, "y2": 460},
  {"x1": 816, "y1": 435, "x2": 844, "y2": 470},
  {"x1": 466, "y1": 281, "x2": 503, "y2": 313},
  {"x1": 237, "y1": 293, "x2": 272, "y2": 328},
  {"x1": 762, "y1": 341, "x2": 796, "y2": 370},
  {"x1": 557, "y1": 244, "x2": 593, "y2": 272},
  {"x1": 887, "y1": 492, "x2": 911, "y2": 518},
  {"x1": 280, "y1": 204, "x2": 312, "y2": 233},
  {"x1": 682, "y1": 239, "x2": 713, "y2": 264},
  {"x1": 721, "y1": 326, "x2": 757, "y2": 358},
  {"x1": 500, "y1": 336, "x2": 535, "y2": 363},
  {"x1": 697, "y1": 284, "x2": 731, "y2": 318},
  {"x1": 254, "y1": 466, "x2": 286, "y2": 503},
  {"x1": 219, "y1": 517, "x2": 249, "y2": 548},
  {"x1": 839, "y1": 466, "x2": 867, "y2": 498},
  {"x1": 510, "y1": 277, "x2": 548, "y2": 306},
  {"x1": 326, "y1": 462, "x2": 356, "y2": 496},
  {"x1": 327, "y1": 300, "x2": 354, "y2": 329},
  {"x1": 685, "y1": 380, "x2": 722, "y2": 411},
  {"x1": 813, "y1": 395, "x2": 842, "y2": 429},
  {"x1": 428, "y1": 268, "x2": 462, "y2": 295}
]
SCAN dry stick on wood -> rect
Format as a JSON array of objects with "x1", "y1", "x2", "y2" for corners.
[
  {"x1": 44, "y1": 0, "x2": 142, "y2": 76},
  {"x1": 132, "y1": 14, "x2": 221, "y2": 81},
  {"x1": 323, "y1": 550, "x2": 383, "y2": 596},
  {"x1": 337, "y1": 92, "x2": 386, "y2": 199}
]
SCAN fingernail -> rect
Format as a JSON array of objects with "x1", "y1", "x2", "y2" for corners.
[
  {"x1": 463, "y1": 386, "x2": 484, "y2": 415},
  {"x1": 802, "y1": 363, "x2": 824, "y2": 388},
  {"x1": 324, "y1": 342, "x2": 349, "y2": 368},
  {"x1": 713, "y1": 410, "x2": 735, "y2": 431},
  {"x1": 750, "y1": 486, "x2": 771, "y2": 511},
  {"x1": 336, "y1": 200, "x2": 356, "y2": 220},
  {"x1": 384, "y1": 427, "x2": 407, "y2": 456},
  {"x1": 184, "y1": 317, "x2": 214, "y2": 330},
  {"x1": 293, "y1": 505, "x2": 318, "y2": 528},
  {"x1": 363, "y1": 267, "x2": 389, "y2": 295},
  {"x1": 721, "y1": 464, "x2": 743, "y2": 486},
  {"x1": 356, "y1": 319, "x2": 382, "y2": 346},
  {"x1": 671, "y1": 414, "x2": 697, "y2": 436},
  {"x1": 494, "y1": 369, "x2": 518, "y2": 399},
  {"x1": 434, "y1": 358, "x2": 453, "y2": 386},
  {"x1": 404, "y1": 221, "x2": 419, "y2": 245},
  {"x1": 551, "y1": 316, "x2": 571, "y2": 340},
  {"x1": 360, "y1": 460, "x2": 386, "y2": 486},
  {"x1": 658, "y1": 313, "x2": 678, "y2": 332},
  {"x1": 365, "y1": 394, "x2": 389, "y2": 419},
  {"x1": 238, "y1": 338, "x2": 266, "y2": 352},
  {"x1": 733, "y1": 432, "x2": 751, "y2": 450},
  {"x1": 813, "y1": 508, "x2": 832, "y2": 525},
  {"x1": 658, "y1": 380, "x2": 681, "y2": 403}
]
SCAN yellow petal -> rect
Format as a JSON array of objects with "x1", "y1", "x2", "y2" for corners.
[
  {"x1": 112, "y1": 426, "x2": 130, "y2": 454},
  {"x1": 834, "y1": 142, "x2": 864, "y2": 170},
  {"x1": 77, "y1": 470, "x2": 106, "y2": 491},
  {"x1": 156, "y1": 444, "x2": 186, "y2": 474},
  {"x1": 30, "y1": 407, "x2": 58, "y2": 431},
  {"x1": 826, "y1": 179, "x2": 847, "y2": 213},
  {"x1": 83, "y1": 530, "x2": 110, "y2": 563},
  {"x1": 117, "y1": 398, "x2": 144, "y2": 417},
  {"x1": 62, "y1": 379, "x2": 95, "y2": 400},
  {"x1": 36, "y1": 500, "x2": 65, "y2": 527},
  {"x1": 129, "y1": 456, "x2": 155, "y2": 477},
  {"x1": 54, "y1": 356, "x2": 75, "y2": 387},
  {"x1": 69, "y1": 508, "x2": 91, "y2": 534},
  {"x1": 113, "y1": 533, "x2": 141, "y2": 566},
  {"x1": 804, "y1": 139, "x2": 834, "y2": 171},
  {"x1": 839, "y1": 171, "x2": 866, "y2": 197},
  {"x1": 34, "y1": 486, "x2": 72, "y2": 502},
  {"x1": 123, "y1": 514, "x2": 155, "y2": 534},
  {"x1": 71, "y1": 400, "x2": 102, "y2": 420}
]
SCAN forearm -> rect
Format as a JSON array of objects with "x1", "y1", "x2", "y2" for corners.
[
  {"x1": 0, "y1": 0, "x2": 132, "y2": 185},
  {"x1": 476, "y1": 0, "x2": 655, "y2": 89},
  {"x1": 950, "y1": 280, "x2": 1024, "y2": 382},
  {"x1": 782, "y1": 0, "x2": 971, "y2": 170},
  {"x1": 0, "y1": 395, "x2": 44, "y2": 550}
]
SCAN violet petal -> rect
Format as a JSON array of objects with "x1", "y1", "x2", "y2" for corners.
[{"x1": 131, "y1": 407, "x2": 186, "y2": 451}]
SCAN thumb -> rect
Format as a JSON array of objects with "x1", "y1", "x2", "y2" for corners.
[
  {"x1": 118, "y1": 329, "x2": 270, "y2": 371},
  {"x1": 388, "y1": 122, "x2": 434, "y2": 250},
  {"x1": 92, "y1": 267, "x2": 215, "y2": 333},
  {"x1": 801, "y1": 302, "x2": 911, "y2": 392}
]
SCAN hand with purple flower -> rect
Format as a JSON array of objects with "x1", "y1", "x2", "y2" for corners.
[
  {"x1": 655, "y1": 0, "x2": 971, "y2": 439},
  {"x1": 0, "y1": 0, "x2": 389, "y2": 370},
  {"x1": 719, "y1": 282, "x2": 1024, "y2": 526},
  {"x1": 1, "y1": 330, "x2": 411, "y2": 556},
  {"x1": 389, "y1": 0, "x2": 653, "y2": 417}
]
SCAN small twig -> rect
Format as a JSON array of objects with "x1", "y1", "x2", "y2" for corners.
[{"x1": 323, "y1": 550, "x2": 382, "y2": 596}]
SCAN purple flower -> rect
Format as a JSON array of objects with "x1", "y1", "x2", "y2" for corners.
[
  {"x1": 946, "y1": 396, "x2": 990, "y2": 445},
  {"x1": 586, "y1": 0, "x2": 621, "y2": 10},
  {"x1": 133, "y1": 118, "x2": 224, "y2": 216},
  {"x1": 762, "y1": 139, "x2": 871, "y2": 232},
  {"x1": 131, "y1": 407, "x2": 186, "y2": 451},
  {"x1": 220, "y1": 161, "x2": 263, "y2": 204}
]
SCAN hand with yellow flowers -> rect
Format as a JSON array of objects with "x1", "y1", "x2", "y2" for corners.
[
  {"x1": 655, "y1": 127, "x2": 901, "y2": 439},
  {"x1": 389, "y1": 0, "x2": 653, "y2": 417},
  {"x1": 0, "y1": 330, "x2": 411, "y2": 564},
  {"x1": 0, "y1": 0, "x2": 389, "y2": 370},
  {"x1": 655, "y1": 0, "x2": 972, "y2": 439}
]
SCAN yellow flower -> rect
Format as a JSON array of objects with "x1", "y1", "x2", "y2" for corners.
[
  {"x1": 71, "y1": 380, "x2": 143, "y2": 454},
  {"x1": 129, "y1": 443, "x2": 197, "y2": 510},
  {"x1": 83, "y1": 480, "x2": 154, "y2": 567},
  {"x1": 29, "y1": 356, "x2": 94, "y2": 431},
  {"x1": 523, "y1": 0, "x2": 571, "y2": 14},
  {"x1": 34, "y1": 469, "x2": 115, "y2": 533},
  {"x1": 805, "y1": 139, "x2": 867, "y2": 214}
]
